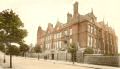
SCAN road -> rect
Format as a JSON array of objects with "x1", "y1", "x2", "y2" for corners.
[{"x1": 1, "y1": 56, "x2": 93, "y2": 69}]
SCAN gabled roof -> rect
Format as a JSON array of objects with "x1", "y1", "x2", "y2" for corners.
[
  {"x1": 37, "y1": 26, "x2": 46, "y2": 37},
  {"x1": 96, "y1": 21, "x2": 105, "y2": 28},
  {"x1": 54, "y1": 21, "x2": 63, "y2": 31},
  {"x1": 80, "y1": 10, "x2": 97, "y2": 22},
  {"x1": 46, "y1": 23, "x2": 54, "y2": 34},
  {"x1": 37, "y1": 26, "x2": 45, "y2": 33}
]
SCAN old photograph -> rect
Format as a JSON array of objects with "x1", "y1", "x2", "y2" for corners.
[{"x1": 0, "y1": 0, "x2": 120, "y2": 69}]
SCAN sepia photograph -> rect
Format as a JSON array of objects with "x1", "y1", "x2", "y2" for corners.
[{"x1": 0, "y1": 0, "x2": 120, "y2": 69}]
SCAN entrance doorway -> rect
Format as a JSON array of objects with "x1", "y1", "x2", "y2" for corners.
[{"x1": 51, "y1": 54, "x2": 54, "y2": 60}]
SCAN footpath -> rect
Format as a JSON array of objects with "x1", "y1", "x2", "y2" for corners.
[{"x1": 44, "y1": 59, "x2": 120, "y2": 69}]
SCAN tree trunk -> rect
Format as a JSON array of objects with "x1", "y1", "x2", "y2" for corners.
[
  {"x1": 66, "y1": 53, "x2": 67, "y2": 61},
  {"x1": 10, "y1": 54, "x2": 12, "y2": 68},
  {"x1": 23, "y1": 52, "x2": 25, "y2": 57},
  {"x1": 71, "y1": 53, "x2": 74, "y2": 64},
  {"x1": 57, "y1": 53, "x2": 58, "y2": 60},
  {"x1": 73, "y1": 53, "x2": 74, "y2": 64},
  {"x1": 3, "y1": 53, "x2": 6, "y2": 63},
  {"x1": 38, "y1": 53, "x2": 39, "y2": 60},
  {"x1": 25, "y1": 52, "x2": 26, "y2": 59}
]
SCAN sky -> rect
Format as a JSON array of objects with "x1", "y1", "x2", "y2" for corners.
[{"x1": 0, "y1": 0, "x2": 120, "y2": 53}]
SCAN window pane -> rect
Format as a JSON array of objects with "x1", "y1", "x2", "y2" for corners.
[
  {"x1": 88, "y1": 25, "x2": 90, "y2": 32},
  {"x1": 70, "y1": 38, "x2": 72, "y2": 43},
  {"x1": 70, "y1": 29, "x2": 72, "y2": 35}
]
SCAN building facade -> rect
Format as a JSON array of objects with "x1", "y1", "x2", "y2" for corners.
[{"x1": 37, "y1": 2, "x2": 118, "y2": 55}]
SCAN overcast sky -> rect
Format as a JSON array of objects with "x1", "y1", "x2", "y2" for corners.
[{"x1": 0, "y1": 0, "x2": 120, "y2": 53}]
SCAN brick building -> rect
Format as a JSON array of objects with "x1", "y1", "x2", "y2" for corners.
[{"x1": 37, "y1": 2, "x2": 118, "y2": 55}]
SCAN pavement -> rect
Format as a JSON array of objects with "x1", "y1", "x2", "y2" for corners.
[{"x1": 44, "y1": 59, "x2": 120, "y2": 69}]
